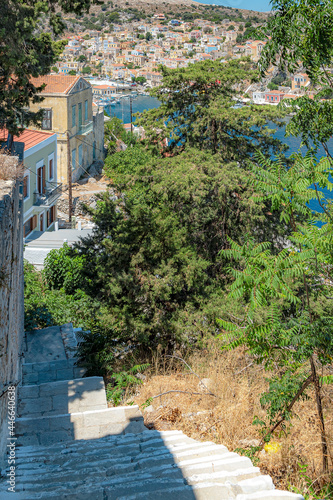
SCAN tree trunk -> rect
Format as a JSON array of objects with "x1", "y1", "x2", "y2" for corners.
[{"x1": 310, "y1": 356, "x2": 329, "y2": 471}]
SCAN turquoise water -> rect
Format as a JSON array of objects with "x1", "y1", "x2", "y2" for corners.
[{"x1": 105, "y1": 95, "x2": 161, "y2": 124}]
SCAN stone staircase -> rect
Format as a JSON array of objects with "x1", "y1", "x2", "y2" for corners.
[{"x1": 0, "y1": 324, "x2": 304, "y2": 500}]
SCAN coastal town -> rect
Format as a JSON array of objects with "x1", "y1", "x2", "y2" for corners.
[
  {"x1": 0, "y1": 8, "x2": 315, "y2": 251},
  {"x1": 56, "y1": 9, "x2": 312, "y2": 105},
  {"x1": 1, "y1": 1, "x2": 333, "y2": 498}
]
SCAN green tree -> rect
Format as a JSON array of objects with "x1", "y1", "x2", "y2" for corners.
[
  {"x1": 138, "y1": 59, "x2": 286, "y2": 162},
  {"x1": 221, "y1": 152, "x2": 333, "y2": 471},
  {"x1": 75, "y1": 145, "x2": 272, "y2": 350},
  {"x1": 82, "y1": 66, "x2": 92, "y2": 74},
  {"x1": 258, "y1": 0, "x2": 333, "y2": 156},
  {"x1": 145, "y1": 32, "x2": 153, "y2": 41},
  {"x1": 135, "y1": 76, "x2": 146, "y2": 84},
  {"x1": 51, "y1": 66, "x2": 59, "y2": 73},
  {"x1": 0, "y1": 0, "x2": 98, "y2": 138},
  {"x1": 68, "y1": 70, "x2": 76, "y2": 75},
  {"x1": 267, "y1": 81, "x2": 279, "y2": 90},
  {"x1": 222, "y1": 0, "x2": 333, "y2": 472},
  {"x1": 78, "y1": 54, "x2": 87, "y2": 62},
  {"x1": 44, "y1": 243, "x2": 87, "y2": 295}
]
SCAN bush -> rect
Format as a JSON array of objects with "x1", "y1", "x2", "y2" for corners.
[
  {"x1": 44, "y1": 243, "x2": 87, "y2": 295},
  {"x1": 267, "y1": 82, "x2": 279, "y2": 90}
]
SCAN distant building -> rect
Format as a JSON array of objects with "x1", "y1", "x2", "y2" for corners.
[
  {"x1": 264, "y1": 90, "x2": 285, "y2": 104},
  {"x1": 252, "y1": 91, "x2": 266, "y2": 104},
  {"x1": 291, "y1": 73, "x2": 310, "y2": 91},
  {"x1": 29, "y1": 75, "x2": 104, "y2": 184}
]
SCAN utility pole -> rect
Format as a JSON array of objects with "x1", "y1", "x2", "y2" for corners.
[
  {"x1": 130, "y1": 96, "x2": 133, "y2": 134},
  {"x1": 67, "y1": 131, "x2": 73, "y2": 225}
]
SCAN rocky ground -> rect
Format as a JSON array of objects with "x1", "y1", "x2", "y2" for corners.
[{"x1": 57, "y1": 161, "x2": 118, "y2": 229}]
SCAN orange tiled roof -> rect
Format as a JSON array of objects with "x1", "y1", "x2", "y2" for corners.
[
  {"x1": 30, "y1": 75, "x2": 81, "y2": 94},
  {"x1": 0, "y1": 129, "x2": 55, "y2": 151}
]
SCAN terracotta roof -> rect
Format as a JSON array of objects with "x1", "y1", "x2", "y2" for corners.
[
  {"x1": 0, "y1": 129, "x2": 55, "y2": 152},
  {"x1": 30, "y1": 75, "x2": 81, "y2": 94}
]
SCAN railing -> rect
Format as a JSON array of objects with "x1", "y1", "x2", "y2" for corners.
[
  {"x1": 33, "y1": 182, "x2": 62, "y2": 207},
  {"x1": 77, "y1": 120, "x2": 93, "y2": 135}
]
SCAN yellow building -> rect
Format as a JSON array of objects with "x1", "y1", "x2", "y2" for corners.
[{"x1": 29, "y1": 75, "x2": 104, "y2": 184}]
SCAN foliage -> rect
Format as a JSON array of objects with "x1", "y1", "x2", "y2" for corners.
[
  {"x1": 234, "y1": 446, "x2": 260, "y2": 466},
  {"x1": 44, "y1": 243, "x2": 87, "y2": 295},
  {"x1": 75, "y1": 136, "x2": 293, "y2": 354},
  {"x1": 0, "y1": 0, "x2": 98, "y2": 137},
  {"x1": 135, "y1": 76, "x2": 146, "y2": 85},
  {"x1": 220, "y1": 151, "x2": 333, "y2": 470},
  {"x1": 267, "y1": 82, "x2": 279, "y2": 90},
  {"x1": 138, "y1": 59, "x2": 287, "y2": 162},
  {"x1": 24, "y1": 260, "x2": 99, "y2": 331},
  {"x1": 106, "y1": 363, "x2": 150, "y2": 406},
  {"x1": 259, "y1": 0, "x2": 333, "y2": 157},
  {"x1": 290, "y1": 463, "x2": 333, "y2": 500},
  {"x1": 104, "y1": 116, "x2": 138, "y2": 151}
]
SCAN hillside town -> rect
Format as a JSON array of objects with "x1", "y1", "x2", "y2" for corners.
[
  {"x1": 56, "y1": 12, "x2": 313, "y2": 104},
  {"x1": 0, "y1": 12, "x2": 315, "y2": 247}
]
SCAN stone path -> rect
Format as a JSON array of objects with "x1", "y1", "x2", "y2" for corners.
[{"x1": 0, "y1": 325, "x2": 304, "y2": 499}]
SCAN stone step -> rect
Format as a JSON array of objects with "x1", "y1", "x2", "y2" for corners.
[
  {"x1": 13, "y1": 441, "x2": 228, "y2": 472},
  {"x1": 22, "y1": 358, "x2": 86, "y2": 385},
  {"x1": 236, "y1": 492, "x2": 304, "y2": 500},
  {"x1": 18, "y1": 376, "x2": 107, "y2": 418},
  {"x1": 15, "y1": 430, "x2": 190, "y2": 458},
  {"x1": 15, "y1": 405, "x2": 145, "y2": 446},
  {"x1": 12, "y1": 447, "x2": 244, "y2": 484}
]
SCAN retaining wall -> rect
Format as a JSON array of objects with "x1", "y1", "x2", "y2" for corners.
[{"x1": 0, "y1": 161, "x2": 24, "y2": 468}]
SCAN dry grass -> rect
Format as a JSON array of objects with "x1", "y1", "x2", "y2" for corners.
[
  {"x1": 125, "y1": 343, "x2": 333, "y2": 498},
  {"x1": 0, "y1": 153, "x2": 23, "y2": 181}
]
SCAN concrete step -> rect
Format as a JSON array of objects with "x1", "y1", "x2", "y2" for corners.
[
  {"x1": 18, "y1": 376, "x2": 106, "y2": 418},
  {"x1": 13, "y1": 441, "x2": 228, "y2": 472},
  {"x1": 236, "y1": 492, "x2": 304, "y2": 500},
  {"x1": 12, "y1": 447, "x2": 245, "y2": 485},
  {"x1": 15, "y1": 430, "x2": 190, "y2": 458},
  {"x1": 22, "y1": 358, "x2": 86, "y2": 385},
  {"x1": 15, "y1": 405, "x2": 145, "y2": 446},
  {"x1": 0, "y1": 319, "x2": 304, "y2": 500}
]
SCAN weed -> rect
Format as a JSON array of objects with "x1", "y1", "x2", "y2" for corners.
[{"x1": 106, "y1": 363, "x2": 150, "y2": 406}]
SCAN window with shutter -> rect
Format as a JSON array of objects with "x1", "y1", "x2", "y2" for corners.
[
  {"x1": 23, "y1": 176, "x2": 29, "y2": 199},
  {"x1": 41, "y1": 109, "x2": 52, "y2": 130},
  {"x1": 42, "y1": 165, "x2": 46, "y2": 193},
  {"x1": 49, "y1": 158, "x2": 53, "y2": 180},
  {"x1": 85, "y1": 100, "x2": 88, "y2": 121},
  {"x1": 37, "y1": 166, "x2": 43, "y2": 194},
  {"x1": 72, "y1": 105, "x2": 76, "y2": 128}
]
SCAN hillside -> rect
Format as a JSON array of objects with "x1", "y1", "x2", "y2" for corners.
[{"x1": 60, "y1": 0, "x2": 269, "y2": 34}]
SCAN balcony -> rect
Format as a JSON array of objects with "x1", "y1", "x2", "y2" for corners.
[
  {"x1": 33, "y1": 182, "x2": 62, "y2": 207},
  {"x1": 77, "y1": 120, "x2": 93, "y2": 136}
]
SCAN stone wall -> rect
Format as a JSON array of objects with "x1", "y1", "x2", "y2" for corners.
[{"x1": 0, "y1": 158, "x2": 24, "y2": 468}]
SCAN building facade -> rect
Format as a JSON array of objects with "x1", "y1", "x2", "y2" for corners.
[
  {"x1": 0, "y1": 129, "x2": 61, "y2": 237},
  {"x1": 29, "y1": 75, "x2": 104, "y2": 184}
]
